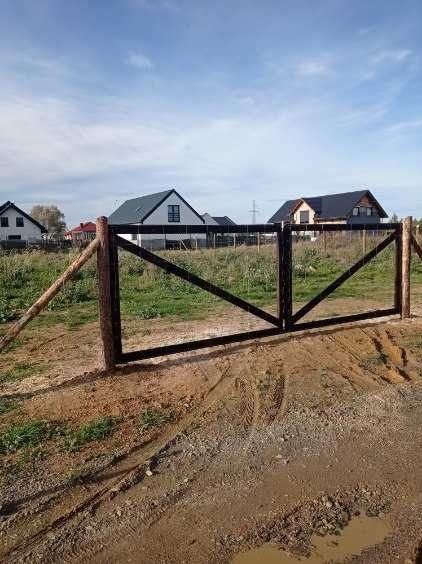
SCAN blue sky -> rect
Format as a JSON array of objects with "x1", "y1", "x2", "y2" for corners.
[{"x1": 0, "y1": 0, "x2": 421, "y2": 226}]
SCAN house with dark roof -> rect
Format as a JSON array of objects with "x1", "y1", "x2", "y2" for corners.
[
  {"x1": 202, "y1": 213, "x2": 236, "y2": 227},
  {"x1": 268, "y1": 190, "x2": 387, "y2": 226},
  {"x1": 109, "y1": 189, "x2": 206, "y2": 249},
  {"x1": 0, "y1": 201, "x2": 47, "y2": 242}
]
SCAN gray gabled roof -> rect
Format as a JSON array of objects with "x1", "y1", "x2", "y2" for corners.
[
  {"x1": 0, "y1": 201, "x2": 48, "y2": 232},
  {"x1": 108, "y1": 189, "x2": 205, "y2": 225},
  {"x1": 212, "y1": 216, "x2": 237, "y2": 226},
  {"x1": 268, "y1": 190, "x2": 387, "y2": 223}
]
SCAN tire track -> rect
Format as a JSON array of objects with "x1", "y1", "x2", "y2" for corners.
[{"x1": 2, "y1": 356, "x2": 235, "y2": 563}]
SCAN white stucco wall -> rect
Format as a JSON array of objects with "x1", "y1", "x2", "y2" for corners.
[
  {"x1": 292, "y1": 201, "x2": 315, "y2": 224},
  {"x1": 119, "y1": 192, "x2": 206, "y2": 247},
  {"x1": 0, "y1": 207, "x2": 43, "y2": 241}
]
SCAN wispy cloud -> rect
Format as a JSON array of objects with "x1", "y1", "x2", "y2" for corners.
[
  {"x1": 125, "y1": 51, "x2": 154, "y2": 69},
  {"x1": 385, "y1": 118, "x2": 422, "y2": 134},
  {"x1": 295, "y1": 59, "x2": 331, "y2": 77},
  {"x1": 371, "y1": 49, "x2": 412, "y2": 65}
]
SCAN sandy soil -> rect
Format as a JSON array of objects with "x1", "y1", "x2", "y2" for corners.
[{"x1": 1, "y1": 303, "x2": 422, "y2": 563}]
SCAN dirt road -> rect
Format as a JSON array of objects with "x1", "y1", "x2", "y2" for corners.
[{"x1": 1, "y1": 313, "x2": 422, "y2": 562}]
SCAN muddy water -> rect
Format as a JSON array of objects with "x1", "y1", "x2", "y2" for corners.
[{"x1": 232, "y1": 515, "x2": 392, "y2": 563}]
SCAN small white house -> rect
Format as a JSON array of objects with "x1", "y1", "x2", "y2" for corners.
[
  {"x1": 0, "y1": 201, "x2": 47, "y2": 242},
  {"x1": 108, "y1": 189, "x2": 206, "y2": 249}
]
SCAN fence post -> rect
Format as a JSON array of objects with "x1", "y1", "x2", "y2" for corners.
[
  {"x1": 276, "y1": 227, "x2": 283, "y2": 322},
  {"x1": 282, "y1": 223, "x2": 293, "y2": 330},
  {"x1": 96, "y1": 216, "x2": 116, "y2": 371},
  {"x1": 401, "y1": 216, "x2": 412, "y2": 319}
]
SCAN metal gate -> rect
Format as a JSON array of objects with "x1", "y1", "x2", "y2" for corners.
[{"x1": 97, "y1": 220, "x2": 405, "y2": 366}]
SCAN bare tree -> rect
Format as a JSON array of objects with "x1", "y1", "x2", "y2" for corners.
[{"x1": 30, "y1": 205, "x2": 66, "y2": 233}]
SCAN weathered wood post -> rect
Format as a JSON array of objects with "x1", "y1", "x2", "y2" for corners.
[
  {"x1": 362, "y1": 229, "x2": 367, "y2": 255},
  {"x1": 401, "y1": 216, "x2": 412, "y2": 319},
  {"x1": 96, "y1": 216, "x2": 116, "y2": 371},
  {"x1": 276, "y1": 226, "x2": 283, "y2": 321}
]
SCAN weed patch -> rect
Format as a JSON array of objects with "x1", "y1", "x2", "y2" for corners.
[
  {"x1": 139, "y1": 409, "x2": 170, "y2": 431},
  {"x1": 63, "y1": 416, "x2": 116, "y2": 452},
  {"x1": 0, "y1": 400, "x2": 17, "y2": 415},
  {"x1": 0, "y1": 361, "x2": 45, "y2": 384},
  {"x1": 0, "y1": 420, "x2": 60, "y2": 454}
]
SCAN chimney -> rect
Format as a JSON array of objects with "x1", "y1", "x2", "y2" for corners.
[{"x1": 80, "y1": 223, "x2": 84, "y2": 229}]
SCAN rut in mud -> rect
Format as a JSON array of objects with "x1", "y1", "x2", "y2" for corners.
[{"x1": 1, "y1": 318, "x2": 422, "y2": 563}]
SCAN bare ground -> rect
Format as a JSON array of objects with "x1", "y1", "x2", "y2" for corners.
[{"x1": 1, "y1": 301, "x2": 422, "y2": 563}]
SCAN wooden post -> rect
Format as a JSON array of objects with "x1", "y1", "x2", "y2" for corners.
[
  {"x1": 257, "y1": 232, "x2": 260, "y2": 251},
  {"x1": 401, "y1": 216, "x2": 412, "y2": 319},
  {"x1": 96, "y1": 217, "x2": 116, "y2": 371},
  {"x1": 233, "y1": 233, "x2": 236, "y2": 250},
  {"x1": 0, "y1": 237, "x2": 99, "y2": 353},
  {"x1": 362, "y1": 229, "x2": 367, "y2": 255},
  {"x1": 276, "y1": 228, "x2": 283, "y2": 321}
]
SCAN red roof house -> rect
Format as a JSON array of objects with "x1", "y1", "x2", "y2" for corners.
[{"x1": 64, "y1": 222, "x2": 96, "y2": 241}]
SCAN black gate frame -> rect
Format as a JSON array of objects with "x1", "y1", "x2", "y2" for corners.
[{"x1": 107, "y1": 221, "x2": 402, "y2": 363}]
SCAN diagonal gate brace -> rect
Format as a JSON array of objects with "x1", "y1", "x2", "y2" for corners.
[
  {"x1": 117, "y1": 236, "x2": 282, "y2": 328},
  {"x1": 292, "y1": 231, "x2": 397, "y2": 324}
]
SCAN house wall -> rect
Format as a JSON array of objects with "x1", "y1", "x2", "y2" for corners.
[
  {"x1": 347, "y1": 195, "x2": 381, "y2": 224},
  {"x1": 0, "y1": 207, "x2": 43, "y2": 241},
  {"x1": 292, "y1": 201, "x2": 316, "y2": 224},
  {"x1": 202, "y1": 213, "x2": 219, "y2": 225},
  {"x1": 119, "y1": 192, "x2": 206, "y2": 248}
]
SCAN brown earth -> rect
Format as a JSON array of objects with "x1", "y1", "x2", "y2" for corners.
[{"x1": 1, "y1": 302, "x2": 422, "y2": 563}]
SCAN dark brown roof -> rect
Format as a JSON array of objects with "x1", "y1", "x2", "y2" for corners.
[{"x1": 268, "y1": 190, "x2": 387, "y2": 223}]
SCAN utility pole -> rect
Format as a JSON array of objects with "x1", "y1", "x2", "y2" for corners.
[{"x1": 250, "y1": 200, "x2": 259, "y2": 224}]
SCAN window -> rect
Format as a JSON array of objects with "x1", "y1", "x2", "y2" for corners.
[
  {"x1": 16, "y1": 217, "x2": 24, "y2": 227},
  {"x1": 366, "y1": 207, "x2": 373, "y2": 216},
  {"x1": 168, "y1": 204, "x2": 180, "y2": 222},
  {"x1": 299, "y1": 210, "x2": 310, "y2": 224},
  {"x1": 8, "y1": 235, "x2": 21, "y2": 240},
  {"x1": 1, "y1": 217, "x2": 9, "y2": 227},
  {"x1": 352, "y1": 207, "x2": 359, "y2": 216}
]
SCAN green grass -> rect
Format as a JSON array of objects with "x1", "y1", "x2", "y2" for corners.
[
  {"x1": 0, "y1": 400, "x2": 17, "y2": 415},
  {"x1": 0, "y1": 420, "x2": 60, "y2": 454},
  {"x1": 139, "y1": 409, "x2": 170, "y2": 431},
  {"x1": 63, "y1": 416, "x2": 116, "y2": 452},
  {"x1": 2, "y1": 239, "x2": 422, "y2": 330},
  {"x1": 0, "y1": 361, "x2": 46, "y2": 384}
]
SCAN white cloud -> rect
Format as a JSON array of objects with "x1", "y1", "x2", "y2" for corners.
[
  {"x1": 295, "y1": 59, "x2": 331, "y2": 77},
  {"x1": 385, "y1": 118, "x2": 422, "y2": 134},
  {"x1": 371, "y1": 49, "x2": 412, "y2": 65},
  {"x1": 126, "y1": 51, "x2": 154, "y2": 69}
]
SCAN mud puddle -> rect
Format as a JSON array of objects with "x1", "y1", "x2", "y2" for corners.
[{"x1": 232, "y1": 515, "x2": 392, "y2": 563}]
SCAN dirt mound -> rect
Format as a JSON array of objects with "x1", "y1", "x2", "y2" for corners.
[{"x1": 1, "y1": 318, "x2": 422, "y2": 562}]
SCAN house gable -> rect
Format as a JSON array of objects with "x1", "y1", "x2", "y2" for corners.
[
  {"x1": 268, "y1": 190, "x2": 387, "y2": 223},
  {"x1": 0, "y1": 201, "x2": 47, "y2": 241},
  {"x1": 143, "y1": 190, "x2": 205, "y2": 225},
  {"x1": 109, "y1": 189, "x2": 205, "y2": 225}
]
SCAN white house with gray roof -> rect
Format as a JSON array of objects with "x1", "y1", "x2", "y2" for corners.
[{"x1": 108, "y1": 189, "x2": 206, "y2": 249}]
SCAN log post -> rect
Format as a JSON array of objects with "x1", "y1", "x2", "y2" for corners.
[
  {"x1": 401, "y1": 216, "x2": 412, "y2": 319},
  {"x1": 96, "y1": 217, "x2": 116, "y2": 371},
  {"x1": 276, "y1": 227, "x2": 283, "y2": 321}
]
